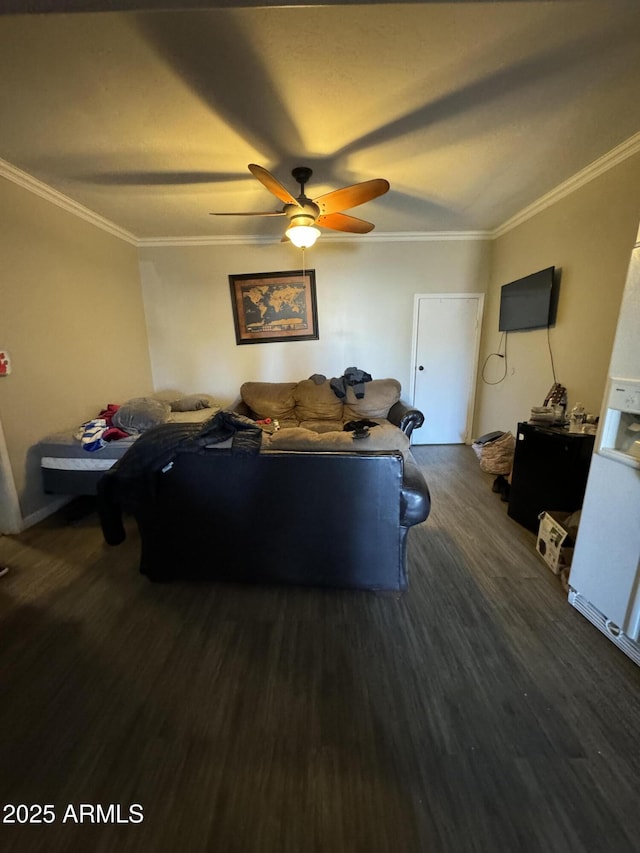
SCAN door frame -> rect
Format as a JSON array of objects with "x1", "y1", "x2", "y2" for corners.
[
  {"x1": 410, "y1": 293, "x2": 485, "y2": 444},
  {"x1": 0, "y1": 416, "x2": 22, "y2": 534}
]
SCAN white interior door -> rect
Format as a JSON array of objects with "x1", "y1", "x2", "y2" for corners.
[{"x1": 411, "y1": 294, "x2": 483, "y2": 445}]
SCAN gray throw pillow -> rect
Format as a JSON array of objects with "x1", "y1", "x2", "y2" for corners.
[
  {"x1": 170, "y1": 394, "x2": 217, "y2": 412},
  {"x1": 112, "y1": 397, "x2": 171, "y2": 434}
]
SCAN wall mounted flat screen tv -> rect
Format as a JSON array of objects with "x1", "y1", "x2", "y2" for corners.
[{"x1": 498, "y1": 266, "x2": 558, "y2": 332}]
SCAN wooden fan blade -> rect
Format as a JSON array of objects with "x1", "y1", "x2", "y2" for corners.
[
  {"x1": 313, "y1": 178, "x2": 389, "y2": 215},
  {"x1": 210, "y1": 211, "x2": 285, "y2": 216},
  {"x1": 317, "y1": 212, "x2": 375, "y2": 234},
  {"x1": 248, "y1": 164, "x2": 301, "y2": 207}
]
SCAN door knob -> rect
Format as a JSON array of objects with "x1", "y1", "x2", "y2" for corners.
[{"x1": 418, "y1": 365, "x2": 424, "y2": 371}]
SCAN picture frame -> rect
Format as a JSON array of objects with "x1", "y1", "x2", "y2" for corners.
[{"x1": 229, "y1": 269, "x2": 319, "y2": 345}]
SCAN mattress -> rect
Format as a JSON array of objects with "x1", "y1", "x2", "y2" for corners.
[{"x1": 39, "y1": 408, "x2": 216, "y2": 496}]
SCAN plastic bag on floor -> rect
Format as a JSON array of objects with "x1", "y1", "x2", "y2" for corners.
[{"x1": 479, "y1": 431, "x2": 515, "y2": 475}]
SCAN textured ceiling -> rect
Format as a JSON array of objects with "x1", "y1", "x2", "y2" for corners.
[{"x1": 0, "y1": 1, "x2": 639, "y2": 239}]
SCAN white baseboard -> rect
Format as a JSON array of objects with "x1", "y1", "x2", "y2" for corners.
[{"x1": 20, "y1": 496, "x2": 71, "y2": 532}]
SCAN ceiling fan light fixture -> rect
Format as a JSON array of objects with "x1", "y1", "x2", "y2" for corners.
[
  {"x1": 286, "y1": 222, "x2": 321, "y2": 249},
  {"x1": 214, "y1": 164, "x2": 389, "y2": 244}
]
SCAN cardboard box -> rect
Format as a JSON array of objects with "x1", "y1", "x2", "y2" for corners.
[{"x1": 536, "y1": 510, "x2": 581, "y2": 576}]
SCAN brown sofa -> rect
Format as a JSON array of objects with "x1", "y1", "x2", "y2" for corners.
[{"x1": 235, "y1": 377, "x2": 424, "y2": 439}]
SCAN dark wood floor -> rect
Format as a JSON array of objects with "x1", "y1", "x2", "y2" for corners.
[{"x1": 1, "y1": 445, "x2": 639, "y2": 853}]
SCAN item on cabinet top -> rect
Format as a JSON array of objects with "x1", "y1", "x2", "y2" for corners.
[
  {"x1": 529, "y1": 406, "x2": 555, "y2": 424},
  {"x1": 569, "y1": 402, "x2": 586, "y2": 433},
  {"x1": 543, "y1": 383, "x2": 568, "y2": 424},
  {"x1": 553, "y1": 404, "x2": 567, "y2": 425},
  {"x1": 543, "y1": 382, "x2": 567, "y2": 407}
]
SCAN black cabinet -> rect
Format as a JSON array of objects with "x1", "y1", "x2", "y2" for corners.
[{"x1": 507, "y1": 421, "x2": 595, "y2": 532}]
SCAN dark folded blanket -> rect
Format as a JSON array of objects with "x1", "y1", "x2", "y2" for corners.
[
  {"x1": 97, "y1": 411, "x2": 262, "y2": 545},
  {"x1": 343, "y1": 419, "x2": 379, "y2": 432}
]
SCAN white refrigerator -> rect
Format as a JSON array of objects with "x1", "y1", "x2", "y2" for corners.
[{"x1": 568, "y1": 224, "x2": 640, "y2": 666}]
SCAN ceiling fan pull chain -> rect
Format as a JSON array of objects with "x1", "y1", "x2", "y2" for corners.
[{"x1": 301, "y1": 246, "x2": 306, "y2": 274}]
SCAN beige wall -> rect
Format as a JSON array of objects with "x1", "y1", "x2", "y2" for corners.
[
  {"x1": 138, "y1": 238, "x2": 492, "y2": 409},
  {"x1": 474, "y1": 152, "x2": 640, "y2": 438},
  {"x1": 0, "y1": 178, "x2": 153, "y2": 523}
]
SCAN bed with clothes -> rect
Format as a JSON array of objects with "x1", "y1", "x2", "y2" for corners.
[{"x1": 38, "y1": 394, "x2": 219, "y2": 497}]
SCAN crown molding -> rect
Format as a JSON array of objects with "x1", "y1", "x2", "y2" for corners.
[
  {"x1": 137, "y1": 230, "x2": 491, "y2": 248},
  {"x1": 492, "y1": 131, "x2": 640, "y2": 239},
  {"x1": 137, "y1": 234, "x2": 281, "y2": 248},
  {"x1": 0, "y1": 158, "x2": 138, "y2": 245},
  {"x1": 4, "y1": 131, "x2": 639, "y2": 247},
  {"x1": 336, "y1": 230, "x2": 491, "y2": 243}
]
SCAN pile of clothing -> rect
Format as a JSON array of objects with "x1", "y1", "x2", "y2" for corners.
[
  {"x1": 309, "y1": 367, "x2": 373, "y2": 400},
  {"x1": 75, "y1": 404, "x2": 130, "y2": 452}
]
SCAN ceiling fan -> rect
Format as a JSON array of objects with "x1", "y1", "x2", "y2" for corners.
[{"x1": 211, "y1": 163, "x2": 390, "y2": 247}]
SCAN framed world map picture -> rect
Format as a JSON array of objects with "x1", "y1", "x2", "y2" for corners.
[{"x1": 229, "y1": 269, "x2": 319, "y2": 345}]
